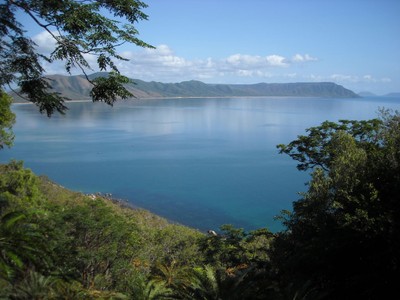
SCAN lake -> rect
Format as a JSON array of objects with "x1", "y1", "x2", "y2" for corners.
[{"x1": 2, "y1": 96, "x2": 400, "y2": 232}]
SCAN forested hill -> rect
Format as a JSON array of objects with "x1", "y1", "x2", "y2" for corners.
[{"x1": 12, "y1": 73, "x2": 360, "y2": 102}]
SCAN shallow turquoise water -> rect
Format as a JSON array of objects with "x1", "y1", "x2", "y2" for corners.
[{"x1": 2, "y1": 96, "x2": 400, "y2": 232}]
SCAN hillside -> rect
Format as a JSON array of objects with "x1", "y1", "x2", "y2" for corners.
[
  {"x1": 1, "y1": 110, "x2": 398, "y2": 298},
  {"x1": 12, "y1": 73, "x2": 360, "y2": 102},
  {"x1": 0, "y1": 161, "x2": 274, "y2": 299}
]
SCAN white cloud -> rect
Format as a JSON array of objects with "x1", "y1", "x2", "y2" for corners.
[
  {"x1": 292, "y1": 54, "x2": 318, "y2": 63},
  {"x1": 266, "y1": 55, "x2": 288, "y2": 67},
  {"x1": 226, "y1": 54, "x2": 262, "y2": 66},
  {"x1": 328, "y1": 74, "x2": 391, "y2": 84},
  {"x1": 286, "y1": 73, "x2": 298, "y2": 78},
  {"x1": 32, "y1": 31, "x2": 58, "y2": 54},
  {"x1": 114, "y1": 46, "x2": 317, "y2": 82},
  {"x1": 27, "y1": 32, "x2": 395, "y2": 94},
  {"x1": 363, "y1": 74, "x2": 373, "y2": 80},
  {"x1": 330, "y1": 74, "x2": 359, "y2": 82},
  {"x1": 31, "y1": 32, "x2": 321, "y2": 83},
  {"x1": 149, "y1": 44, "x2": 173, "y2": 56},
  {"x1": 224, "y1": 54, "x2": 289, "y2": 68}
]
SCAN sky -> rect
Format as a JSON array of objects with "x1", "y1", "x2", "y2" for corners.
[{"x1": 24, "y1": 0, "x2": 400, "y2": 94}]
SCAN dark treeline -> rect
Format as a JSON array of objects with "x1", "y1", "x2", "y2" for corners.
[{"x1": 1, "y1": 110, "x2": 399, "y2": 299}]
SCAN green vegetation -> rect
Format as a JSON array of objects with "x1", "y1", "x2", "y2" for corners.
[
  {"x1": 1, "y1": 110, "x2": 398, "y2": 299},
  {"x1": 0, "y1": 161, "x2": 203, "y2": 299},
  {"x1": 0, "y1": 161, "x2": 274, "y2": 299},
  {"x1": 1, "y1": 0, "x2": 153, "y2": 116},
  {"x1": 0, "y1": 90, "x2": 15, "y2": 149},
  {"x1": 275, "y1": 109, "x2": 400, "y2": 299}
]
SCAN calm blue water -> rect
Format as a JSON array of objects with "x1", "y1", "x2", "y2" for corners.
[{"x1": 2, "y1": 97, "x2": 400, "y2": 232}]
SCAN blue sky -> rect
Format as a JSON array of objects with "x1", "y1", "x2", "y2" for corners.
[{"x1": 28, "y1": 0, "x2": 400, "y2": 94}]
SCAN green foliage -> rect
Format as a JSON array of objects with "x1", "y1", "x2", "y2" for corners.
[
  {"x1": 48, "y1": 199, "x2": 138, "y2": 288},
  {"x1": 277, "y1": 118, "x2": 382, "y2": 171},
  {"x1": 274, "y1": 110, "x2": 400, "y2": 299},
  {"x1": 90, "y1": 71, "x2": 134, "y2": 105},
  {"x1": 1, "y1": 0, "x2": 153, "y2": 116},
  {"x1": 0, "y1": 161, "x2": 42, "y2": 211},
  {"x1": 201, "y1": 225, "x2": 273, "y2": 269},
  {"x1": 0, "y1": 89, "x2": 15, "y2": 149},
  {"x1": 185, "y1": 265, "x2": 221, "y2": 300},
  {"x1": 197, "y1": 225, "x2": 277, "y2": 299},
  {"x1": 129, "y1": 277, "x2": 174, "y2": 300},
  {"x1": 0, "y1": 161, "x2": 206, "y2": 298},
  {"x1": 9, "y1": 270, "x2": 56, "y2": 300},
  {"x1": 0, "y1": 210, "x2": 55, "y2": 297}
]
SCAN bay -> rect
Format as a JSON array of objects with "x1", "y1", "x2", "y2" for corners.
[{"x1": 2, "y1": 96, "x2": 400, "y2": 232}]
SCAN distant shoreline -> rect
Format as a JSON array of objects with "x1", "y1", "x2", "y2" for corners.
[
  {"x1": 10, "y1": 74, "x2": 361, "y2": 99},
  {"x1": 12, "y1": 99, "x2": 93, "y2": 105},
  {"x1": 12, "y1": 95, "x2": 361, "y2": 106}
]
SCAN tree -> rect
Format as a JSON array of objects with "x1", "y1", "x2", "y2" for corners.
[
  {"x1": 0, "y1": 0, "x2": 153, "y2": 116},
  {"x1": 277, "y1": 118, "x2": 382, "y2": 171},
  {"x1": 198, "y1": 225, "x2": 277, "y2": 299},
  {"x1": 273, "y1": 111, "x2": 400, "y2": 299},
  {"x1": 130, "y1": 277, "x2": 173, "y2": 300},
  {"x1": 0, "y1": 89, "x2": 15, "y2": 149},
  {"x1": 0, "y1": 160, "x2": 43, "y2": 212},
  {"x1": 49, "y1": 198, "x2": 140, "y2": 290}
]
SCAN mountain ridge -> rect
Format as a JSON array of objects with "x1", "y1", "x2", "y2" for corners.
[
  {"x1": 11, "y1": 73, "x2": 361, "y2": 102},
  {"x1": 358, "y1": 91, "x2": 400, "y2": 97},
  {"x1": 384, "y1": 92, "x2": 400, "y2": 98}
]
